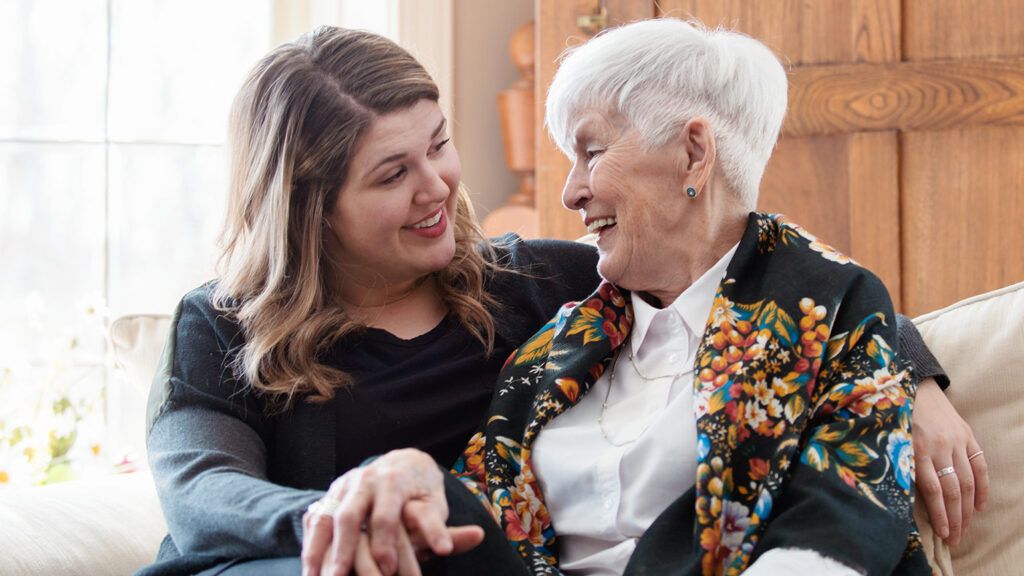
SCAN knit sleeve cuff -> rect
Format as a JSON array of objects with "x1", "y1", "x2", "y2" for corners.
[{"x1": 897, "y1": 314, "x2": 950, "y2": 390}]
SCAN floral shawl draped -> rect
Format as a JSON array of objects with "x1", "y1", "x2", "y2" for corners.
[{"x1": 452, "y1": 213, "x2": 925, "y2": 575}]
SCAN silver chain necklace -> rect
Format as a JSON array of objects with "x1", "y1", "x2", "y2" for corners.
[{"x1": 597, "y1": 349, "x2": 695, "y2": 446}]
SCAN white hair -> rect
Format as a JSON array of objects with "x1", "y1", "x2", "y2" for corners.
[{"x1": 546, "y1": 18, "x2": 788, "y2": 205}]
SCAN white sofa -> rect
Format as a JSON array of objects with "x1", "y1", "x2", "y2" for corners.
[{"x1": 1, "y1": 282, "x2": 1021, "y2": 575}]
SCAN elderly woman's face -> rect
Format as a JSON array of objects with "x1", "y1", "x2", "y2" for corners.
[{"x1": 562, "y1": 109, "x2": 693, "y2": 294}]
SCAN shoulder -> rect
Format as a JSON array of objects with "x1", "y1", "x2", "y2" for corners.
[
  {"x1": 176, "y1": 281, "x2": 245, "y2": 349},
  {"x1": 482, "y1": 235, "x2": 601, "y2": 340},
  {"x1": 487, "y1": 234, "x2": 600, "y2": 300},
  {"x1": 760, "y1": 214, "x2": 886, "y2": 291},
  {"x1": 743, "y1": 213, "x2": 895, "y2": 325},
  {"x1": 490, "y1": 233, "x2": 598, "y2": 273}
]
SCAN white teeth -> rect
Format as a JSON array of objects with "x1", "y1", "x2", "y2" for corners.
[
  {"x1": 411, "y1": 210, "x2": 442, "y2": 229},
  {"x1": 586, "y1": 217, "x2": 617, "y2": 234}
]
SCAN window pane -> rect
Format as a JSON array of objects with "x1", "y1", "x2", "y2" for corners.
[
  {"x1": 107, "y1": 143, "x2": 226, "y2": 316},
  {"x1": 0, "y1": 142, "x2": 107, "y2": 351},
  {"x1": 0, "y1": 0, "x2": 108, "y2": 141},
  {"x1": 107, "y1": 0, "x2": 272, "y2": 144}
]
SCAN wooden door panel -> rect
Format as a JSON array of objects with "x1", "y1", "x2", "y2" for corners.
[
  {"x1": 901, "y1": 125, "x2": 1024, "y2": 316},
  {"x1": 904, "y1": 0, "x2": 1024, "y2": 60},
  {"x1": 759, "y1": 132, "x2": 902, "y2": 307},
  {"x1": 658, "y1": 0, "x2": 900, "y2": 64}
]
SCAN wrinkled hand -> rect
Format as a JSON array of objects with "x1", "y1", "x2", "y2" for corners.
[
  {"x1": 301, "y1": 448, "x2": 484, "y2": 575},
  {"x1": 913, "y1": 378, "x2": 989, "y2": 546}
]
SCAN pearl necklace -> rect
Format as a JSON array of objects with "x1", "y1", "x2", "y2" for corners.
[{"x1": 597, "y1": 349, "x2": 695, "y2": 446}]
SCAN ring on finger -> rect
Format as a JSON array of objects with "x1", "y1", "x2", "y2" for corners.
[
  {"x1": 968, "y1": 450, "x2": 984, "y2": 462},
  {"x1": 936, "y1": 466, "x2": 957, "y2": 478}
]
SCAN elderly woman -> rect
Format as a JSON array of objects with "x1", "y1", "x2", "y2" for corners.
[
  {"x1": 453, "y1": 18, "x2": 925, "y2": 575},
  {"x1": 316, "y1": 19, "x2": 954, "y2": 576}
]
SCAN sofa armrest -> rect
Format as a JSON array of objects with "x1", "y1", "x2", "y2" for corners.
[{"x1": 0, "y1": 472, "x2": 166, "y2": 576}]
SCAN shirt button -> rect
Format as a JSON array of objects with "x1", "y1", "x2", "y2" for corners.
[{"x1": 669, "y1": 353, "x2": 680, "y2": 363}]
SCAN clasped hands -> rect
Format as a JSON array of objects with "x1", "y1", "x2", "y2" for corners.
[{"x1": 301, "y1": 448, "x2": 483, "y2": 576}]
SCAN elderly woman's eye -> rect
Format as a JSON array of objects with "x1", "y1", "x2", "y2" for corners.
[{"x1": 586, "y1": 148, "x2": 603, "y2": 161}]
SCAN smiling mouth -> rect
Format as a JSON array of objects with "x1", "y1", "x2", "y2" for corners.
[
  {"x1": 408, "y1": 209, "x2": 443, "y2": 229},
  {"x1": 586, "y1": 217, "x2": 617, "y2": 234}
]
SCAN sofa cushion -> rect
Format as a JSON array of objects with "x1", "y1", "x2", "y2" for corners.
[
  {"x1": 108, "y1": 314, "x2": 172, "y2": 462},
  {"x1": 0, "y1": 472, "x2": 166, "y2": 575},
  {"x1": 913, "y1": 280, "x2": 1024, "y2": 576}
]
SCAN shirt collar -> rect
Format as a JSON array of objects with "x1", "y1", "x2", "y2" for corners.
[{"x1": 629, "y1": 243, "x2": 739, "y2": 357}]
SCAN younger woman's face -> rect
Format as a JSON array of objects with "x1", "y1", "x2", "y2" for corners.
[{"x1": 324, "y1": 99, "x2": 461, "y2": 296}]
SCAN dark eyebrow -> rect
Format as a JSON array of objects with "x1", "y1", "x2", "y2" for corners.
[{"x1": 367, "y1": 117, "x2": 447, "y2": 176}]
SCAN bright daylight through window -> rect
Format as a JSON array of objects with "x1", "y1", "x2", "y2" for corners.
[{"x1": 0, "y1": 0, "x2": 271, "y2": 486}]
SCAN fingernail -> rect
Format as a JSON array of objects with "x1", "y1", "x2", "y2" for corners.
[{"x1": 940, "y1": 528, "x2": 949, "y2": 539}]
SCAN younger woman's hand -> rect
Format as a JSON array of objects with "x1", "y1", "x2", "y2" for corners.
[
  {"x1": 913, "y1": 378, "x2": 989, "y2": 547},
  {"x1": 301, "y1": 448, "x2": 484, "y2": 575}
]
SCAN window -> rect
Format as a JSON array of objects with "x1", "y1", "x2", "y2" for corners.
[{"x1": 0, "y1": 0, "x2": 272, "y2": 485}]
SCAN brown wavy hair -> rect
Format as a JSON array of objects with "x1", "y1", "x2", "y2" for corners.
[{"x1": 213, "y1": 27, "x2": 499, "y2": 411}]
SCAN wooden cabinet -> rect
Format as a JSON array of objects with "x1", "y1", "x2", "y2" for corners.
[{"x1": 535, "y1": 0, "x2": 1024, "y2": 316}]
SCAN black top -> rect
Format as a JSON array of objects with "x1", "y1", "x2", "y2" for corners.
[
  {"x1": 141, "y1": 235, "x2": 946, "y2": 575},
  {"x1": 330, "y1": 315, "x2": 506, "y2": 473}
]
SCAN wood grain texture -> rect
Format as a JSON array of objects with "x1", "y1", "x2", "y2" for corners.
[
  {"x1": 847, "y1": 131, "x2": 902, "y2": 310},
  {"x1": 900, "y1": 125, "x2": 1024, "y2": 316},
  {"x1": 904, "y1": 0, "x2": 1024, "y2": 61},
  {"x1": 785, "y1": 58, "x2": 1024, "y2": 137},
  {"x1": 534, "y1": 0, "x2": 654, "y2": 240},
  {"x1": 853, "y1": 0, "x2": 900, "y2": 63},
  {"x1": 757, "y1": 132, "x2": 902, "y2": 308},
  {"x1": 657, "y1": 0, "x2": 899, "y2": 65}
]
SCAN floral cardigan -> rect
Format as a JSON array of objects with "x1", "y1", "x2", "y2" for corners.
[{"x1": 452, "y1": 213, "x2": 928, "y2": 576}]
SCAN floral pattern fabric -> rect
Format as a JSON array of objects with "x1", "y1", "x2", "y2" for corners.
[{"x1": 452, "y1": 213, "x2": 924, "y2": 575}]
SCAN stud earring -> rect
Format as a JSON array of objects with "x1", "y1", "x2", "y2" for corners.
[{"x1": 686, "y1": 186, "x2": 697, "y2": 198}]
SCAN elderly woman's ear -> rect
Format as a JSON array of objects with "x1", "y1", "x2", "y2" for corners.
[{"x1": 677, "y1": 117, "x2": 716, "y2": 197}]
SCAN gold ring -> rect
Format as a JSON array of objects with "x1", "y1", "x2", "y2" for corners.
[
  {"x1": 968, "y1": 450, "x2": 984, "y2": 462},
  {"x1": 936, "y1": 466, "x2": 956, "y2": 478}
]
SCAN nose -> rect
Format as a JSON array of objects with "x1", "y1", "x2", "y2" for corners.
[
  {"x1": 414, "y1": 163, "x2": 451, "y2": 205},
  {"x1": 562, "y1": 160, "x2": 592, "y2": 211}
]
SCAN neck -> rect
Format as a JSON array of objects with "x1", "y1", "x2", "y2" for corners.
[
  {"x1": 338, "y1": 276, "x2": 448, "y2": 336},
  {"x1": 339, "y1": 275, "x2": 429, "y2": 309},
  {"x1": 643, "y1": 210, "x2": 747, "y2": 308}
]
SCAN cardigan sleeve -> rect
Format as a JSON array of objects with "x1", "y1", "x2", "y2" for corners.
[
  {"x1": 146, "y1": 287, "x2": 323, "y2": 559},
  {"x1": 896, "y1": 314, "x2": 950, "y2": 390}
]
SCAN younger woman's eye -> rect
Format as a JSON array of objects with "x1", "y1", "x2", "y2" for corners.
[
  {"x1": 382, "y1": 166, "x2": 406, "y2": 185},
  {"x1": 433, "y1": 137, "x2": 451, "y2": 153}
]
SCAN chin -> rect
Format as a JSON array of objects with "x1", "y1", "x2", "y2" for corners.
[
  {"x1": 596, "y1": 254, "x2": 623, "y2": 285},
  {"x1": 426, "y1": 236, "x2": 458, "y2": 273}
]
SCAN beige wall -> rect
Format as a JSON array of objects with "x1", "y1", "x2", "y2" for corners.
[{"x1": 452, "y1": 0, "x2": 533, "y2": 218}]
